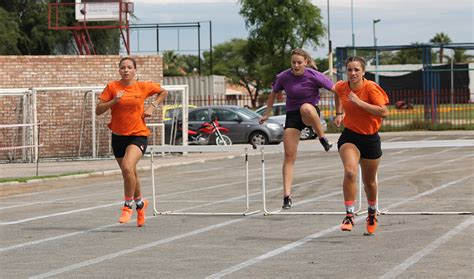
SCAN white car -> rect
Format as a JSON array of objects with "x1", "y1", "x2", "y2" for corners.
[{"x1": 255, "y1": 103, "x2": 327, "y2": 140}]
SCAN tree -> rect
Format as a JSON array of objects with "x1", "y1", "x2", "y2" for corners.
[
  {"x1": 452, "y1": 49, "x2": 473, "y2": 63},
  {"x1": 0, "y1": 1, "x2": 121, "y2": 55},
  {"x1": 0, "y1": 8, "x2": 21, "y2": 54},
  {"x1": 239, "y1": 0, "x2": 326, "y2": 87},
  {"x1": 162, "y1": 50, "x2": 187, "y2": 76},
  {"x1": 181, "y1": 54, "x2": 202, "y2": 75},
  {"x1": 430, "y1": 32, "x2": 452, "y2": 63},
  {"x1": 203, "y1": 38, "x2": 265, "y2": 107}
]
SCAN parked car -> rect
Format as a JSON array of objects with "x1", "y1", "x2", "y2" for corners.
[
  {"x1": 165, "y1": 105, "x2": 284, "y2": 146},
  {"x1": 162, "y1": 104, "x2": 197, "y2": 121},
  {"x1": 255, "y1": 103, "x2": 327, "y2": 140}
]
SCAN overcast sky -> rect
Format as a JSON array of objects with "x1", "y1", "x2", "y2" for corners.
[{"x1": 130, "y1": 0, "x2": 473, "y2": 59}]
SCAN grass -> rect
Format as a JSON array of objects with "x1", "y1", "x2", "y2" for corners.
[
  {"x1": 0, "y1": 171, "x2": 89, "y2": 184},
  {"x1": 324, "y1": 103, "x2": 474, "y2": 132}
]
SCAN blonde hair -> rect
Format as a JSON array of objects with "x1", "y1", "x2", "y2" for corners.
[{"x1": 291, "y1": 48, "x2": 318, "y2": 70}]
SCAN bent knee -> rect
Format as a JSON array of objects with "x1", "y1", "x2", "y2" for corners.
[{"x1": 300, "y1": 103, "x2": 315, "y2": 115}]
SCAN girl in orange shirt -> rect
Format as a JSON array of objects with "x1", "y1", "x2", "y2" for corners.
[
  {"x1": 96, "y1": 57, "x2": 168, "y2": 227},
  {"x1": 333, "y1": 56, "x2": 389, "y2": 234}
]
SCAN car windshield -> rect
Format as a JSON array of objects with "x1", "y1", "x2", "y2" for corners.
[{"x1": 165, "y1": 108, "x2": 181, "y2": 119}]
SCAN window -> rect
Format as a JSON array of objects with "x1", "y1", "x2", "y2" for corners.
[
  {"x1": 189, "y1": 109, "x2": 210, "y2": 122},
  {"x1": 214, "y1": 109, "x2": 238, "y2": 121}
]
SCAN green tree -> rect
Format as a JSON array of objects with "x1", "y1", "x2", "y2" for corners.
[
  {"x1": 0, "y1": 7, "x2": 21, "y2": 54},
  {"x1": 0, "y1": 1, "x2": 120, "y2": 55},
  {"x1": 181, "y1": 54, "x2": 202, "y2": 75},
  {"x1": 385, "y1": 43, "x2": 437, "y2": 64},
  {"x1": 162, "y1": 50, "x2": 187, "y2": 76},
  {"x1": 430, "y1": 32, "x2": 452, "y2": 63},
  {"x1": 239, "y1": 0, "x2": 326, "y2": 87},
  {"x1": 203, "y1": 38, "x2": 264, "y2": 107},
  {"x1": 452, "y1": 49, "x2": 473, "y2": 63}
]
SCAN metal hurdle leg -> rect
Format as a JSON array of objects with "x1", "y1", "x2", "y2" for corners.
[
  {"x1": 261, "y1": 146, "x2": 362, "y2": 215},
  {"x1": 149, "y1": 145, "x2": 260, "y2": 216},
  {"x1": 261, "y1": 140, "x2": 474, "y2": 216},
  {"x1": 358, "y1": 139, "x2": 474, "y2": 216},
  {"x1": 376, "y1": 173, "x2": 472, "y2": 216}
]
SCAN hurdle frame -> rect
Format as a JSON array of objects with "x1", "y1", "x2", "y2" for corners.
[
  {"x1": 260, "y1": 145, "x2": 363, "y2": 215},
  {"x1": 259, "y1": 140, "x2": 474, "y2": 216},
  {"x1": 147, "y1": 144, "x2": 260, "y2": 216}
]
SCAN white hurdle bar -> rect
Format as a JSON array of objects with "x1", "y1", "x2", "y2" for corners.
[
  {"x1": 146, "y1": 145, "x2": 260, "y2": 216},
  {"x1": 259, "y1": 139, "x2": 474, "y2": 216}
]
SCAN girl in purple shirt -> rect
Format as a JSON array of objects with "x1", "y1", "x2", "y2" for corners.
[{"x1": 260, "y1": 48, "x2": 334, "y2": 209}]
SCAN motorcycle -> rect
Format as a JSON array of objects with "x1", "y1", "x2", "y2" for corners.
[{"x1": 176, "y1": 118, "x2": 232, "y2": 146}]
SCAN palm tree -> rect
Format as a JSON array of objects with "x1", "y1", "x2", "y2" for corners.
[
  {"x1": 162, "y1": 50, "x2": 186, "y2": 76},
  {"x1": 453, "y1": 49, "x2": 474, "y2": 63},
  {"x1": 430, "y1": 32, "x2": 452, "y2": 63}
]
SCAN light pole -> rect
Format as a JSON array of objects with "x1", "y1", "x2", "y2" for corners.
[
  {"x1": 351, "y1": 0, "x2": 355, "y2": 56},
  {"x1": 327, "y1": 0, "x2": 333, "y2": 81},
  {"x1": 373, "y1": 19, "x2": 381, "y2": 83}
]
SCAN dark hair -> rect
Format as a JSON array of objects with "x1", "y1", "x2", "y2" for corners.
[
  {"x1": 291, "y1": 48, "x2": 318, "y2": 70},
  {"x1": 345, "y1": 56, "x2": 366, "y2": 71},
  {"x1": 119, "y1": 57, "x2": 137, "y2": 69}
]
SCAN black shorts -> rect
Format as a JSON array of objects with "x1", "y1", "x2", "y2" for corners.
[
  {"x1": 337, "y1": 128, "x2": 382, "y2": 159},
  {"x1": 285, "y1": 105, "x2": 320, "y2": 131},
  {"x1": 111, "y1": 134, "x2": 148, "y2": 158}
]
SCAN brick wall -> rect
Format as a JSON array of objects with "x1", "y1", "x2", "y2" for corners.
[{"x1": 0, "y1": 55, "x2": 163, "y2": 161}]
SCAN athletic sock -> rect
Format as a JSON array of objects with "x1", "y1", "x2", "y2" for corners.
[
  {"x1": 345, "y1": 200, "x2": 355, "y2": 214},
  {"x1": 135, "y1": 196, "x2": 144, "y2": 209},
  {"x1": 368, "y1": 200, "x2": 377, "y2": 212},
  {"x1": 124, "y1": 196, "x2": 133, "y2": 209}
]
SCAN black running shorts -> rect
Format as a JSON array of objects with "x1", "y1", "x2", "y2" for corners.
[
  {"x1": 337, "y1": 128, "x2": 382, "y2": 159},
  {"x1": 111, "y1": 134, "x2": 148, "y2": 158},
  {"x1": 284, "y1": 105, "x2": 320, "y2": 131}
]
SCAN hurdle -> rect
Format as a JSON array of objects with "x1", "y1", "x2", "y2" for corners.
[
  {"x1": 259, "y1": 144, "x2": 362, "y2": 215},
  {"x1": 259, "y1": 139, "x2": 474, "y2": 216},
  {"x1": 146, "y1": 144, "x2": 261, "y2": 216}
]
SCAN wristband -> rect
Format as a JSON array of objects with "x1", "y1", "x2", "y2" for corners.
[{"x1": 335, "y1": 112, "x2": 343, "y2": 116}]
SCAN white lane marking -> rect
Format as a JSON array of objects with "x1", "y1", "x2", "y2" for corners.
[
  {"x1": 0, "y1": 190, "x2": 117, "y2": 210},
  {"x1": 0, "y1": 152, "x2": 469, "y2": 278},
  {"x1": 0, "y1": 161, "x2": 245, "y2": 199},
  {"x1": 384, "y1": 137, "x2": 404, "y2": 142},
  {"x1": 204, "y1": 175, "x2": 473, "y2": 278},
  {"x1": 0, "y1": 167, "x2": 341, "y2": 253},
  {"x1": 27, "y1": 172, "x2": 473, "y2": 278},
  {"x1": 0, "y1": 202, "x2": 122, "y2": 225},
  {"x1": 380, "y1": 216, "x2": 474, "y2": 279},
  {"x1": 0, "y1": 159, "x2": 341, "y2": 226},
  {"x1": 29, "y1": 218, "x2": 245, "y2": 279}
]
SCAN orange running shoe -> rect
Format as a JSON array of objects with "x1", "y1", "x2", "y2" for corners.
[
  {"x1": 136, "y1": 199, "x2": 149, "y2": 227},
  {"x1": 119, "y1": 206, "x2": 133, "y2": 223},
  {"x1": 366, "y1": 208, "x2": 378, "y2": 234},
  {"x1": 341, "y1": 213, "x2": 354, "y2": 231}
]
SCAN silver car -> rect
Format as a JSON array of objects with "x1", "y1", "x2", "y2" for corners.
[
  {"x1": 255, "y1": 103, "x2": 327, "y2": 140},
  {"x1": 166, "y1": 105, "x2": 284, "y2": 146}
]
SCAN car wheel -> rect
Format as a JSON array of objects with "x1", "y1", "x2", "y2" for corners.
[
  {"x1": 249, "y1": 131, "x2": 268, "y2": 147},
  {"x1": 300, "y1": 126, "x2": 314, "y2": 140}
]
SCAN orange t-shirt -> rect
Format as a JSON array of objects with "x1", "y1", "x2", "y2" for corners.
[
  {"x1": 99, "y1": 80, "x2": 162, "y2": 136},
  {"x1": 334, "y1": 79, "x2": 389, "y2": 135}
]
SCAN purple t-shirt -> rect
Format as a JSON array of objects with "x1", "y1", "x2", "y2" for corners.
[{"x1": 272, "y1": 68, "x2": 334, "y2": 112}]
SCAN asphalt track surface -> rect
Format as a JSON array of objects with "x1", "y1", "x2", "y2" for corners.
[{"x1": 0, "y1": 133, "x2": 473, "y2": 278}]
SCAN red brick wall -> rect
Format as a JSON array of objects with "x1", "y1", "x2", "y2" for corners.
[{"x1": 0, "y1": 55, "x2": 163, "y2": 161}]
